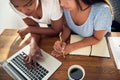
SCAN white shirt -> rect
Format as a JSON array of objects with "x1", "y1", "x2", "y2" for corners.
[{"x1": 10, "y1": 0, "x2": 63, "y2": 27}]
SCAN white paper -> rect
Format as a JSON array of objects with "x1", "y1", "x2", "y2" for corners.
[
  {"x1": 108, "y1": 37, "x2": 120, "y2": 69},
  {"x1": 91, "y1": 37, "x2": 110, "y2": 57},
  {"x1": 70, "y1": 35, "x2": 90, "y2": 56}
]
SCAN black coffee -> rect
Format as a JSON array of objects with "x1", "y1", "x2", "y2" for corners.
[{"x1": 70, "y1": 68, "x2": 83, "y2": 80}]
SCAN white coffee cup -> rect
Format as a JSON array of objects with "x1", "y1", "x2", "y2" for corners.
[{"x1": 68, "y1": 65, "x2": 85, "y2": 80}]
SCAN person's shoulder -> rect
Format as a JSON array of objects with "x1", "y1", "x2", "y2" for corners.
[
  {"x1": 42, "y1": 0, "x2": 60, "y2": 8},
  {"x1": 93, "y1": 2, "x2": 110, "y2": 9},
  {"x1": 92, "y1": 2, "x2": 111, "y2": 14},
  {"x1": 91, "y1": 2, "x2": 111, "y2": 18},
  {"x1": 41, "y1": 0, "x2": 60, "y2": 9},
  {"x1": 42, "y1": 0, "x2": 59, "y2": 3}
]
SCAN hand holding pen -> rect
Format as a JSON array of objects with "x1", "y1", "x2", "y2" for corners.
[{"x1": 51, "y1": 33, "x2": 66, "y2": 58}]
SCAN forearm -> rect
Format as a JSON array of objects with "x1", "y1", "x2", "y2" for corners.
[
  {"x1": 67, "y1": 30, "x2": 107, "y2": 53},
  {"x1": 30, "y1": 33, "x2": 40, "y2": 48},
  {"x1": 61, "y1": 25, "x2": 71, "y2": 42},
  {"x1": 73, "y1": 36, "x2": 100, "y2": 48},
  {"x1": 29, "y1": 26, "x2": 61, "y2": 36},
  {"x1": 23, "y1": 18, "x2": 62, "y2": 36},
  {"x1": 66, "y1": 36, "x2": 101, "y2": 54}
]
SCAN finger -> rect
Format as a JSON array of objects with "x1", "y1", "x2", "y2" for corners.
[
  {"x1": 24, "y1": 55, "x2": 29, "y2": 63},
  {"x1": 28, "y1": 55, "x2": 32, "y2": 63},
  {"x1": 51, "y1": 50, "x2": 56, "y2": 56},
  {"x1": 54, "y1": 50, "x2": 62, "y2": 57},
  {"x1": 23, "y1": 54, "x2": 32, "y2": 70},
  {"x1": 25, "y1": 55, "x2": 31, "y2": 68},
  {"x1": 27, "y1": 63, "x2": 32, "y2": 71},
  {"x1": 55, "y1": 40, "x2": 60, "y2": 45},
  {"x1": 54, "y1": 41, "x2": 61, "y2": 48},
  {"x1": 54, "y1": 52, "x2": 62, "y2": 57},
  {"x1": 61, "y1": 42, "x2": 66, "y2": 52},
  {"x1": 24, "y1": 56, "x2": 29, "y2": 68},
  {"x1": 39, "y1": 53, "x2": 43, "y2": 60},
  {"x1": 51, "y1": 50, "x2": 62, "y2": 57},
  {"x1": 33, "y1": 57, "x2": 37, "y2": 69},
  {"x1": 56, "y1": 41, "x2": 62, "y2": 48},
  {"x1": 39, "y1": 51, "x2": 42, "y2": 57},
  {"x1": 53, "y1": 45, "x2": 62, "y2": 53},
  {"x1": 53, "y1": 46, "x2": 57, "y2": 52}
]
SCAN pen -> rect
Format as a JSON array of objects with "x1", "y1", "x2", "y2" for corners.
[{"x1": 59, "y1": 32, "x2": 65, "y2": 58}]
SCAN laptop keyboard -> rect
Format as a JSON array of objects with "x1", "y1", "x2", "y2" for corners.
[{"x1": 7, "y1": 52, "x2": 49, "y2": 80}]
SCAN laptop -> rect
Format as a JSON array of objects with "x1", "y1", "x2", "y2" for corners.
[{"x1": 2, "y1": 45, "x2": 62, "y2": 80}]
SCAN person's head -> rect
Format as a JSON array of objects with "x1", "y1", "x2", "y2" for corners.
[
  {"x1": 10, "y1": 0, "x2": 38, "y2": 16},
  {"x1": 59, "y1": 0, "x2": 111, "y2": 11}
]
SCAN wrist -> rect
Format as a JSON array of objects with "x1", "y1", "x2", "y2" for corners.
[
  {"x1": 64, "y1": 44, "x2": 71, "y2": 55},
  {"x1": 26, "y1": 27, "x2": 31, "y2": 33},
  {"x1": 30, "y1": 44, "x2": 39, "y2": 50},
  {"x1": 30, "y1": 40, "x2": 39, "y2": 48}
]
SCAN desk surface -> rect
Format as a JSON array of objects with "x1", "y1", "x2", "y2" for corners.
[{"x1": 0, "y1": 29, "x2": 120, "y2": 80}]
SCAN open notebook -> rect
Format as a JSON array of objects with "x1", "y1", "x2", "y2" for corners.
[
  {"x1": 2, "y1": 45, "x2": 62, "y2": 80},
  {"x1": 70, "y1": 35, "x2": 110, "y2": 57}
]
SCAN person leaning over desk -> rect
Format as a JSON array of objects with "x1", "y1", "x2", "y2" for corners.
[
  {"x1": 51, "y1": 0, "x2": 113, "y2": 57},
  {"x1": 9, "y1": 0, "x2": 63, "y2": 69}
]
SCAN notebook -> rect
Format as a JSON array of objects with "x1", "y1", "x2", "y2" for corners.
[
  {"x1": 69, "y1": 35, "x2": 110, "y2": 57},
  {"x1": 108, "y1": 37, "x2": 120, "y2": 69},
  {"x1": 2, "y1": 45, "x2": 62, "y2": 80}
]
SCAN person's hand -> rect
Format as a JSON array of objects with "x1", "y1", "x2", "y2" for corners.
[
  {"x1": 17, "y1": 27, "x2": 29, "y2": 39},
  {"x1": 51, "y1": 50, "x2": 62, "y2": 57},
  {"x1": 24, "y1": 46, "x2": 42, "y2": 70},
  {"x1": 51, "y1": 40, "x2": 66, "y2": 57}
]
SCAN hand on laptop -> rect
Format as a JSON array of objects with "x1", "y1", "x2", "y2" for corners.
[{"x1": 24, "y1": 46, "x2": 42, "y2": 70}]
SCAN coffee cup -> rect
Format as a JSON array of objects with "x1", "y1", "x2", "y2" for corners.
[{"x1": 68, "y1": 65, "x2": 85, "y2": 80}]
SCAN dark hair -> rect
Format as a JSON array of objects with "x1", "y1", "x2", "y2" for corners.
[
  {"x1": 75, "y1": 0, "x2": 113, "y2": 15},
  {"x1": 81, "y1": 0, "x2": 109, "y2": 5}
]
